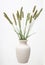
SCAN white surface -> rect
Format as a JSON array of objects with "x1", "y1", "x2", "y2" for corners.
[
  {"x1": 16, "y1": 40, "x2": 30, "y2": 63},
  {"x1": 0, "y1": 0, "x2": 45, "y2": 65}
]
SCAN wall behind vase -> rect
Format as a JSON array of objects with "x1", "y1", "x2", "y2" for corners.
[{"x1": 0, "y1": 0, "x2": 45, "y2": 65}]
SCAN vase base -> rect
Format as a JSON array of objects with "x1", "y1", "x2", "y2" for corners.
[{"x1": 17, "y1": 60, "x2": 29, "y2": 63}]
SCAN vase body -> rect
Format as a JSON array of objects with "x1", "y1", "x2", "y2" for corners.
[{"x1": 16, "y1": 40, "x2": 30, "y2": 63}]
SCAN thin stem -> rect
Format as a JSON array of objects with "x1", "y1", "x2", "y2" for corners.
[
  {"x1": 12, "y1": 24, "x2": 19, "y2": 35},
  {"x1": 26, "y1": 32, "x2": 36, "y2": 39},
  {"x1": 26, "y1": 20, "x2": 35, "y2": 38},
  {"x1": 18, "y1": 20, "x2": 22, "y2": 39},
  {"x1": 26, "y1": 24, "x2": 31, "y2": 38},
  {"x1": 24, "y1": 20, "x2": 27, "y2": 36},
  {"x1": 12, "y1": 24, "x2": 22, "y2": 38}
]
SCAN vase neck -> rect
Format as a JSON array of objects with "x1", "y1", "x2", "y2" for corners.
[{"x1": 19, "y1": 40, "x2": 27, "y2": 44}]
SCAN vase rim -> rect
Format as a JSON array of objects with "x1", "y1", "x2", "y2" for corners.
[
  {"x1": 19, "y1": 40, "x2": 27, "y2": 44},
  {"x1": 19, "y1": 39, "x2": 27, "y2": 40}
]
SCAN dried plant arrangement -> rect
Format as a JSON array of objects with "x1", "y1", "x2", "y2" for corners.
[{"x1": 3, "y1": 5, "x2": 43, "y2": 40}]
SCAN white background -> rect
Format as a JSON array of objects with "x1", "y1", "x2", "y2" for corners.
[{"x1": 0, "y1": 0, "x2": 45, "y2": 65}]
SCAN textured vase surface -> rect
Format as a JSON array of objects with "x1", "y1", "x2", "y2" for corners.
[{"x1": 16, "y1": 40, "x2": 30, "y2": 63}]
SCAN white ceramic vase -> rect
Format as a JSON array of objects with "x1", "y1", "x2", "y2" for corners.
[{"x1": 16, "y1": 40, "x2": 30, "y2": 63}]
